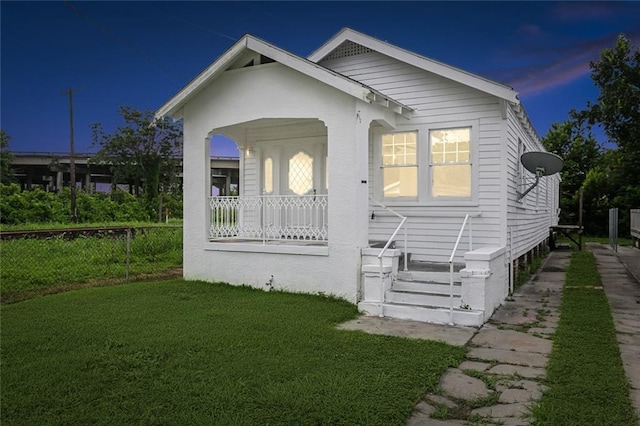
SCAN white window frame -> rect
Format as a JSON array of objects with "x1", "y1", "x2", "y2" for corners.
[
  {"x1": 373, "y1": 122, "x2": 478, "y2": 206},
  {"x1": 378, "y1": 130, "x2": 419, "y2": 201},
  {"x1": 428, "y1": 126, "x2": 474, "y2": 201}
]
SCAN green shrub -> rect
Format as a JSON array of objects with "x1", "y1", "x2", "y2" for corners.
[{"x1": 0, "y1": 184, "x2": 157, "y2": 225}]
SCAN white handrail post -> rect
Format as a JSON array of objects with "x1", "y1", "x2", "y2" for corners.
[
  {"x1": 379, "y1": 256, "x2": 384, "y2": 317},
  {"x1": 403, "y1": 224, "x2": 408, "y2": 271},
  {"x1": 449, "y1": 260, "x2": 454, "y2": 325},
  {"x1": 468, "y1": 215, "x2": 473, "y2": 252}
]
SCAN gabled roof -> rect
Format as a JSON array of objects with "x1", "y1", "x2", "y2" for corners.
[
  {"x1": 308, "y1": 28, "x2": 520, "y2": 104},
  {"x1": 156, "y1": 34, "x2": 413, "y2": 120}
]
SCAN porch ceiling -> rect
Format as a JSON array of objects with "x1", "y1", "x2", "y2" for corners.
[{"x1": 216, "y1": 118, "x2": 324, "y2": 141}]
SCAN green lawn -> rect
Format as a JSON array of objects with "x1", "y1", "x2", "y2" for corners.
[
  {"x1": 532, "y1": 251, "x2": 637, "y2": 425},
  {"x1": 1, "y1": 280, "x2": 465, "y2": 425},
  {"x1": 0, "y1": 227, "x2": 182, "y2": 300}
]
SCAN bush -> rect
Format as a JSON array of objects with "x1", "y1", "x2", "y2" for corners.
[{"x1": 0, "y1": 184, "x2": 156, "y2": 225}]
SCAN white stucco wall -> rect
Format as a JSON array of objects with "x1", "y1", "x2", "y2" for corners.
[{"x1": 181, "y1": 62, "x2": 393, "y2": 302}]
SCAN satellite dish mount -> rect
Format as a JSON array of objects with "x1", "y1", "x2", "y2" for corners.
[{"x1": 518, "y1": 151, "x2": 564, "y2": 200}]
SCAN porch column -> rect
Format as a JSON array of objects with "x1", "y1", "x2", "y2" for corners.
[{"x1": 325, "y1": 108, "x2": 369, "y2": 250}]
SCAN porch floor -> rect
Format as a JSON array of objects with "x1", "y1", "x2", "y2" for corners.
[{"x1": 406, "y1": 261, "x2": 465, "y2": 273}]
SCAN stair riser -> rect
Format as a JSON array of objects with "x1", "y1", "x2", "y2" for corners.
[
  {"x1": 386, "y1": 291, "x2": 461, "y2": 308},
  {"x1": 397, "y1": 271, "x2": 460, "y2": 283},
  {"x1": 393, "y1": 280, "x2": 461, "y2": 295},
  {"x1": 358, "y1": 301, "x2": 484, "y2": 327}
]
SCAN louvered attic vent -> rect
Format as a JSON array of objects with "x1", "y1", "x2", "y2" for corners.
[{"x1": 322, "y1": 41, "x2": 372, "y2": 60}]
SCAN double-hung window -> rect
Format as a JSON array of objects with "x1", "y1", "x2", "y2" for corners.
[
  {"x1": 430, "y1": 127, "x2": 471, "y2": 198},
  {"x1": 381, "y1": 132, "x2": 418, "y2": 198}
]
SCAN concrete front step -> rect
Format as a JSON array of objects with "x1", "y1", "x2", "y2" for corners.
[
  {"x1": 397, "y1": 270, "x2": 461, "y2": 283},
  {"x1": 386, "y1": 290, "x2": 462, "y2": 307},
  {"x1": 359, "y1": 301, "x2": 484, "y2": 327},
  {"x1": 393, "y1": 279, "x2": 461, "y2": 295}
]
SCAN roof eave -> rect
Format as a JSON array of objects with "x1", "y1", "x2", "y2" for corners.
[
  {"x1": 156, "y1": 32, "x2": 413, "y2": 121},
  {"x1": 308, "y1": 28, "x2": 520, "y2": 104},
  {"x1": 155, "y1": 36, "x2": 250, "y2": 120}
]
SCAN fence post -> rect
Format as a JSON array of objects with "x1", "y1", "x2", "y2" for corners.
[
  {"x1": 126, "y1": 228, "x2": 131, "y2": 282},
  {"x1": 609, "y1": 208, "x2": 618, "y2": 253}
]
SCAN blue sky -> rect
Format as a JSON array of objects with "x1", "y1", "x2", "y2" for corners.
[{"x1": 2, "y1": 1, "x2": 639, "y2": 157}]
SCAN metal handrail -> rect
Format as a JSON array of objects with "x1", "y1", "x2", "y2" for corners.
[
  {"x1": 369, "y1": 199, "x2": 408, "y2": 317},
  {"x1": 448, "y1": 214, "x2": 474, "y2": 325}
]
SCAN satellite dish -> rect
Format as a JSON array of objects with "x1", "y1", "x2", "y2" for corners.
[
  {"x1": 518, "y1": 151, "x2": 564, "y2": 200},
  {"x1": 521, "y1": 151, "x2": 564, "y2": 177}
]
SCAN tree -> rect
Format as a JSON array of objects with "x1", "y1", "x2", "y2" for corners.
[
  {"x1": 574, "y1": 34, "x2": 640, "y2": 235},
  {"x1": 541, "y1": 120, "x2": 601, "y2": 228},
  {"x1": 91, "y1": 106, "x2": 183, "y2": 218},
  {"x1": 0, "y1": 130, "x2": 15, "y2": 185}
]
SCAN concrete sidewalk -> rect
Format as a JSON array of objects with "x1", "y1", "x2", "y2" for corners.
[{"x1": 588, "y1": 242, "x2": 640, "y2": 419}]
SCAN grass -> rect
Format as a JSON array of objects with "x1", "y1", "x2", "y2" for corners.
[
  {"x1": 0, "y1": 227, "x2": 182, "y2": 300},
  {"x1": 532, "y1": 251, "x2": 637, "y2": 425},
  {"x1": 555, "y1": 234, "x2": 633, "y2": 248},
  {"x1": 0, "y1": 220, "x2": 183, "y2": 231},
  {"x1": 0, "y1": 280, "x2": 466, "y2": 425}
]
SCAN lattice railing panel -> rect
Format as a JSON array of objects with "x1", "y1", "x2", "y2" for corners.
[{"x1": 209, "y1": 195, "x2": 328, "y2": 242}]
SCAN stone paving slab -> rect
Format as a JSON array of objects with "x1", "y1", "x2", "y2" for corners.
[
  {"x1": 425, "y1": 394, "x2": 458, "y2": 408},
  {"x1": 457, "y1": 360, "x2": 490, "y2": 372},
  {"x1": 471, "y1": 327, "x2": 553, "y2": 354},
  {"x1": 466, "y1": 347, "x2": 548, "y2": 368},
  {"x1": 471, "y1": 402, "x2": 529, "y2": 418},
  {"x1": 336, "y1": 316, "x2": 476, "y2": 346},
  {"x1": 439, "y1": 368, "x2": 491, "y2": 400},
  {"x1": 532, "y1": 271, "x2": 565, "y2": 282},
  {"x1": 499, "y1": 388, "x2": 541, "y2": 403},
  {"x1": 487, "y1": 364, "x2": 546, "y2": 379}
]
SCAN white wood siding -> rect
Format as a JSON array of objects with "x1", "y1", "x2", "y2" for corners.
[
  {"x1": 504, "y1": 105, "x2": 559, "y2": 259},
  {"x1": 322, "y1": 51, "x2": 504, "y2": 263}
]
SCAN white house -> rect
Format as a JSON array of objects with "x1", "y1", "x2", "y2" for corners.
[{"x1": 156, "y1": 28, "x2": 560, "y2": 326}]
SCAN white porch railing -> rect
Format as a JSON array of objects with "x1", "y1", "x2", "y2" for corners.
[
  {"x1": 369, "y1": 199, "x2": 408, "y2": 318},
  {"x1": 448, "y1": 213, "x2": 480, "y2": 324},
  {"x1": 209, "y1": 195, "x2": 328, "y2": 243}
]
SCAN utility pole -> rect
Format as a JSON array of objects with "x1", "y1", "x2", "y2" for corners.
[{"x1": 63, "y1": 88, "x2": 79, "y2": 222}]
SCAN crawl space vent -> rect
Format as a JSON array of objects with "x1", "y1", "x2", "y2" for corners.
[{"x1": 322, "y1": 41, "x2": 372, "y2": 61}]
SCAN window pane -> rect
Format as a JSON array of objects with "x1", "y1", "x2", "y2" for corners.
[
  {"x1": 382, "y1": 132, "x2": 417, "y2": 166},
  {"x1": 432, "y1": 164, "x2": 471, "y2": 197},
  {"x1": 289, "y1": 151, "x2": 313, "y2": 195},
  {"x1": 431, "y1": 127, "x2": 471, "y2": 165},
  {"x1": 264, "y1": 157, "x2": 273, "y2": 193},
  {"x1": 384, "y1": 166, "x2": 418, "y2": 197}
]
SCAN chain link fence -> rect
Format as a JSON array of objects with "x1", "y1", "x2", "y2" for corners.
[{"x1": 0, "y1": 226, "x2": 182, "y2": 303}]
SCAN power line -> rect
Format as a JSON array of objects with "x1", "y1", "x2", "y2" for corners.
[{"x1": 158, "y1": 11, "x2": 237, "y2": 42}]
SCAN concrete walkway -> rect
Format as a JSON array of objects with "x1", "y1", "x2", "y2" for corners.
[
  {"x1": 589, "y1": 242, "x2": 640, "y2": 419},
  {"x1": 340, "y1": 245, "x2": 640, "y2": 424},
  {"x1": 404, "y1": 250, "x2": 568, "y2": 425}
]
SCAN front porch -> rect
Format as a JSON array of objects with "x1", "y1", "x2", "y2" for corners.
[{"x1": 209, "y1": 194, "x2": 328, "y2": 244}]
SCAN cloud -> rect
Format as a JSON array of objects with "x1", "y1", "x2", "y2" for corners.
[
  {"x1": 517, "y1": 24, "x2": 543, "y2": 39},
  {"x1": 552, "y1": 2, "x2": 621, "y2": 22},
  {"x1": 489, "y1": 29, "x2": 640, "y2": 96}
]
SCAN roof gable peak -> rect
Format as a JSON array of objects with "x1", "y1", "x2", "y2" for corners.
[{"x1": 308, "y1": 28, "x2": 519, "y2": 104}]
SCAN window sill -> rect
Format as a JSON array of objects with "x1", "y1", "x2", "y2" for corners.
[{"x1": 376, "y1": 199, "x2": 479, "y2": 208}]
